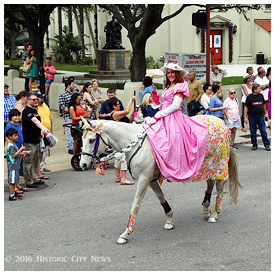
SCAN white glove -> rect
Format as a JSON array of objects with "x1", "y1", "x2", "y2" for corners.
[
  {"x1": 144, "y1": 116, "x2": 157, "y2": 125},
  {"x1": 151, "y1": 102, "x2": 162, "y2": 110},
  {"x1": 154, "y1": 95, "x2": 183, "y2": 119}
]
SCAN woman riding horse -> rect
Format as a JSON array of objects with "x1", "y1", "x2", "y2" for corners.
[
  {"x1": 80, "y1": 63, "x2": 241, "y2": 244},
  {"x1": 146, "y1": 63, "x2": 208, "y2": 181}
]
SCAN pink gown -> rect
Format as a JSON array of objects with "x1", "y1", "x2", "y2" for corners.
[{"x1": 146, "y1": 83, "x2": 208, "y2": 182}]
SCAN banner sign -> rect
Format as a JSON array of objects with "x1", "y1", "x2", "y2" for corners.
[{"x1": 165, "y1": 52, "x2": 206, "y2": 79}]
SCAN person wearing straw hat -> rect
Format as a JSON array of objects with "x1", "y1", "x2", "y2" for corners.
[{"x1": 144, "y1": 63, "x2": 208, "y2": 182}]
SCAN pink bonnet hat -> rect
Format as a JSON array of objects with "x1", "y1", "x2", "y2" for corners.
[{"x1": 160, "y1": 62, "x2": 187, "y2": 77}]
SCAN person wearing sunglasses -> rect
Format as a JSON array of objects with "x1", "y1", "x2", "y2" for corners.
[
  {"x1": 22, "y1": 92, "x2": 49, "y2": 188},
  {"x1": 223, "y1": 88, "x2": 241, "y2": 149}
]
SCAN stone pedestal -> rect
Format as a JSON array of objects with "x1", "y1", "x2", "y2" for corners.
[
  {"x1": 98, "y1": 49, "x2": 130, "y2": 71},
  {"x1": 84, "y1": 49, "x2": 131, "y2": 80}
]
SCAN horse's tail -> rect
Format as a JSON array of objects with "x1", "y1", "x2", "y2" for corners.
[{"x1": 228, "y1": 148, "x2": 242, "y2": 204}]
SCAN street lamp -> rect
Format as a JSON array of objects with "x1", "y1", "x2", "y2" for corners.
[{"x1": 206, "y1": 4, "x2": 210, "y2": 84}]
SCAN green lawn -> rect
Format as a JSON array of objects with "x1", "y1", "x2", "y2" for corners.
[
  {"x1": 4, "y1": 60, "x2": 22, "y2": 66},
  {"x1": 51, "y1": 63, "x2": 98, "y2": 72},
  {"x1": 4, "y1": 60, "x2": 97, "y2": 72},
  {"x1": 4, "y1": 59, "x2": 244, "y2": 85},
  {"x1": 222, "y1": 76, "x2": 243, "y2": 85}
]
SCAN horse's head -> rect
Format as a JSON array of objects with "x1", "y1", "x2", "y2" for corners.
[{"x1": 80, "y1": 117, "x2": 108, "y2": 170}]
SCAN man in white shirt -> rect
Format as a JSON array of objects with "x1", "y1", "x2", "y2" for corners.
[{"x1": 254, "y1": 67, "x2": 270, "y2": 101}]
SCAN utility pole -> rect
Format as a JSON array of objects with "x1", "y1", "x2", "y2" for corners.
[
  {"x1": 38, "y1": 4, "x2": 45, "y2": 95},
  {"x1": 206, "y1": 4, "x2": 210, "y2": 84}
]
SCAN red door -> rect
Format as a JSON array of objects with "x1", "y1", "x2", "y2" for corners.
[{"x1": 210, "y1": 30, "x2": 222, "y2": 64}]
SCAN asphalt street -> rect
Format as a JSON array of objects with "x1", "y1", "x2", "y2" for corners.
[{"x1": 4, "y1": 143, "x2": 271, "y2": 271}]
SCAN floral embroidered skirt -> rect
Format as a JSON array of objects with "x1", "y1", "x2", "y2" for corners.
[{"x1": 191, "y1": 115, "x2": 231, "y2": 182}]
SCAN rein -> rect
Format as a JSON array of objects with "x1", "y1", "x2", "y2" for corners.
[{"x1": 127, "y1": 133, "x2": 147, "y2": 179}]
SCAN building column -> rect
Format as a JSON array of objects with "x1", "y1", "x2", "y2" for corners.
[{"x1": 237, "y1": 10, "x2": 254, "y2": 64}]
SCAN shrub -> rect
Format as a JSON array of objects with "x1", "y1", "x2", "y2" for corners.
[
  {"x1": 146, "y1": 55, "x2": 164, "y2": 69},
  {"x1": 51, "y1": 25, "x2": 85, "y2": 63},
  {"x1": 79, "y1": 57, "x2": 93, "y2": 65}
]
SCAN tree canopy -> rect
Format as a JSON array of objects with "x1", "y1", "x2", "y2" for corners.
[
  {"x1": 99, "y1": 4, "x2": 263, "y2": 81},
  {"x1": 4, "y1": 4, "x2": 58, "y2": 60},
  {"x1": 5, "y1": 4, "x2": 264, "y2": 82}
]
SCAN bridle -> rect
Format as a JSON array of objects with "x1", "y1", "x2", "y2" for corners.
[
  {"x1": 81, "y1": 130, "x2": 110, "y2": 160},
  {"x1": 81, "y1": 120, "x2": 151, "y2": 177}
]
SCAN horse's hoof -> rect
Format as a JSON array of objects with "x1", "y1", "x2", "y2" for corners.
[
  {"x1": 204, "y1": 212, "x2": 211, "y2": 220},
  {"x1": 208, "y1": 217, "x2": 217, "y2": 223},
  {"x1": 116, "y1": 237, "x2": 128, "y2": 244},
  {"x1": 164, "y1": 223, "x2": 174, "y2": 230}
]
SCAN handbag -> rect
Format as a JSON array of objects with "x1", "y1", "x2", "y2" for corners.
[
  {"x1": 44, "y1": 133, "x2": 58, "y2": 148},
  {"x1": 23, "y1": 60, "x2": 32, "y2": 73},
  {"x1": 188, "y1": 99, "x2": 201, "y2": 116}
]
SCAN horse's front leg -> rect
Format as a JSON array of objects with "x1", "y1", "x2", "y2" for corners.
[
  {"x1": 149, "y1": 179, "x2": 174, "y2": 230},
  {"x1": 117, "y1": 176, "x2": 150, "y2": 244},
  {"x1": 202, "y1": 180, "x2": 215, "y2": 220},
  {"x1": 208, "y1": 180, "x2": 225, "y2": 223}
]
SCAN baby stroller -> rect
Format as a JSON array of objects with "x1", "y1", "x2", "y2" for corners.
[{"x1": 63, "y1": 123, "x2": 84, "y2": 171}]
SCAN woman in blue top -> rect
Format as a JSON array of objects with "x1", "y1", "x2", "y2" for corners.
[
  {"x1": 209, "y1": 84, "x2": 225, "y2": 119},
  {"x1": 140, "y1": 92, "x2": 159, "y2": 118},
  {"x1": 26, "y1": 49, "x2": 38, "y2": 92}
]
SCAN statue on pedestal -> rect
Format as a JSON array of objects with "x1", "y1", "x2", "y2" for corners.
[{"x1": 103, "y1": 16, "x2": 125, "y2": 49}]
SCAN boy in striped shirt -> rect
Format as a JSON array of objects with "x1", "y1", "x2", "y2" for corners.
[{"x1": 6, "y1": 128, "x2": 27, "y2": 201}]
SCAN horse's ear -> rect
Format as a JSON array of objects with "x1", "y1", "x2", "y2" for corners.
[
  {"x1": 86, "y1": 118, "x2": 93, "y2": 126},
  {"x1": 81, "y1": 116, "x2": 95, "y2": 127},
  {"x1": 84, "y1": 118, "x2": 98, "y2": 129}
]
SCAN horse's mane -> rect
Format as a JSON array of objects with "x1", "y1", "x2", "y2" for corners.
[{"x1": 84, "y1": 119, "x2": 143, "y2": 134}]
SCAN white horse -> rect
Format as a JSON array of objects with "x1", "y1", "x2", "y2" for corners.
[{"x1": 80, "y1": 117, "x2": 241, "y2": 244}]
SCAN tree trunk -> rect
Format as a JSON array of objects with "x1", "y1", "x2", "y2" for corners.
[
  {"x1": 79, "y1": 6, "x2": 85, "y2": 58},
  {"x1": 10, "y1": 22, "x2": 16, "y2": 60},
  {"x1": 68, "y1": 6, "x2": 73, "y2": 33},
  {"x1": 58, "y1": 6, "x2": 62, "y2": 36},
  {"x1": 129, "y1": 39, "x2": 146, "y2": 82},
  {"x1": 28, "y1": 28, "x2": 37, "y2": 55},
  {"x1": 84, "y1": 7, "x2": 98, "y2": 59},
  {"x1": 72, "y1": 6, "x2": 85, "y2": 59}
]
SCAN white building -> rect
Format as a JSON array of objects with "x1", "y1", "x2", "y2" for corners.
[{"x1": 47, "y1": 4, "x2": 271, "y2": 65}]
